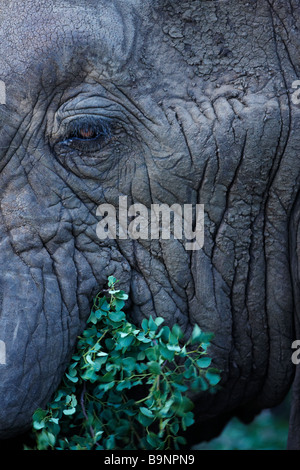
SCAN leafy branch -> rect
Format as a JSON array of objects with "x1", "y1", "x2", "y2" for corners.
[{"x1": 29, "y1": 276, "x2": 221, "y2": 450}]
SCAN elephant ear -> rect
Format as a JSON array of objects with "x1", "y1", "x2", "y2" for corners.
[
  {"x1": 267, "y1": 1, "x2": 300, "y2": 448},
  {"x1": 267, "y1": 0, "x2": 300, "y2": 77},
  {"x1": 288, "y1": 194, "x2": 300, "y2": 449}
]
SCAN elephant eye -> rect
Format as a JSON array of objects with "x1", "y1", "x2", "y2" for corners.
[
  {"x1": 61, "y1": 117, "x2": 112, "y2": 152},
  {"x1": 75, "y1": 125, "x2": 99, "y2": 140}
]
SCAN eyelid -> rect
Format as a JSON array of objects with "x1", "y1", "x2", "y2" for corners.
[
  {"x1": 53, "y1": 117, "x2": 113, "y2": 155},
  {"x1": 65, "y1": 116, "x2": 112, "y2": 141},
  {"x1": 49, "y1": 94, "x2": 136, "y2": 155},
  {"x1": 52, "y1": 95, "x2": 118, "y2": 130}
]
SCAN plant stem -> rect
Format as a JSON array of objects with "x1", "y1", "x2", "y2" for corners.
[{"x1": 80, "y1": 384, "x2": 96, "y2": 441}]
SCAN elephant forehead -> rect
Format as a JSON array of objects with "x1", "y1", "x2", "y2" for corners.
[{"x1": 0, "y1": 0, "x2": 138, "y2": 76}]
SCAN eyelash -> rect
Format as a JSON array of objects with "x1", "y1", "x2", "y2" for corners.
[{"x1": 59, "y1": 117, "x2": 112, "y2": 153}]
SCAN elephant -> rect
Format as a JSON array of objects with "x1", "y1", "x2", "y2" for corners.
[{"x1": 0, "y1": 0, "x2": 300, "y2": 449}]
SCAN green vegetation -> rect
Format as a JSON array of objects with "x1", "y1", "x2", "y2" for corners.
[
  {"x1": 194, "y1": 410, "x2": 289, "y2": 450},
  {"x1": 194, "y1": 395, "x2": 290, "y2": 450},
  {"x1": 29, "y1": 276, "x2": 221, "y2": 450}
]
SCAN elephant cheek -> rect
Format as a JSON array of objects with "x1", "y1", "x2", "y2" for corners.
[{"x1": 0, "y1": 266, "x2": 80, "y2": 438}]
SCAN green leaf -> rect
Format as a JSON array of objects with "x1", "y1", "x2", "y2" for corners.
[
  {"x1": 121, "y1": 356, "x2": 136, "y2": 371},
  {"x1": 115, "y1": 334, "x2": 134, "y2": 351},
  {"x1": 148, "y1": 361, "x2": 161, "y2": 375},
  {"x1": 86, "y1": 354, "x2": 94, "y2": 365},
  {"x1": 87, "y1": 312, "x2": 97, "y2": 324},
  {"x1": 33, "y1": 420, "x2": 46, "y2": 431},
  {"x1": 160, "y1": 399, "x2": 174, "y2": 416},
  {"x1": 205, "y1": 370, "x2": 221, "y2": 386},
  {"x1": 172, "y1": 394, "x2": 194, "y2": 417},
  {"x1": 145, "y1": 347, "x2": 158, "y2": 362},
  {"x1": 33, "y1": 409, "x2": 47, "y2": 423},
  {"x1": 109, "y1": 289, "x2": 120, "y2": 295},
  {"x1": 106, "y1": 434, "x2": 116, "y2": 450},
  {"x1": 199, "y1": 332, "x2": 214, "y2": 344},
  {"x1": 174, "y1": 435, "x2": 187, "y2": 446},
  {"x1": 83, "y1": 325, "x2": 98, "y2": 338},
  {"x1": 97, "y1": 351, "x2": 108, "y2": 357},
  {"x1": 148, "y1": 316, "x2": 158, "y2": 332},
  {"x1": 115, "y1": 291, "x2": 129, "y2": 300},
  {"x1": 172, "y1": 382, "x2": 188, "y2": 392},
  {"x1": 116, "y1": 380, "x2": 132, "y2": 392},
  {"x1": 140, "y1": 407, "x2": 154, "y2": 418},
  {"x1": 95, "y1": 309, "x2": 107, "y2": 319},
  {"x1": 170, "y1": 421, "x2": 179, "y2": 435},
  {"x1": 108, "y1": 276, "x2": 117, "y2": 287},
  {"x1": 137, "y1": 412, "x2": 154, "y2": 427},
  {"x1": 95, "y1": 297, "x2": 110, "y2": 312},
  {"x1": 159, "y1": 344, "x2": 175, "y2": 362},
  {"x1": 71, "y1": 354, "x2": 81, "y2": 361},
  {"x1": 42, "y1": 430, "x2": 56, "y2": 448},
  {"x1": 192, "y1": 376, "x2": 209, "y2": 391},
  {"x1": 49, "y1": 417, "x2": 59, "y2": 425},
  {"x1": 114, "y1": 299, "x2": 125, "y2": 311},
  {"x1": 54, "y1": 390, "x2": 66, "y2": 402},
  {"x1": 80, "y1": 368, "x2": 98, "y2": 382},
  {"x1": 136, "y1": 332, "x2": 152, "y2": 343},
  {"x1": 166, "y1": 344, "x2": 181, "y2": 352},
  {"x1": 154, "y1": 317, "x2": 165, "y2": 327},
  {"x1": 146, "y1": 432, "x2": 163, "y2": 449},
  {"x1": 158, "y1": 325, "x2": 171, "y2": 343},
  {"x1": 108, "y1": 310, "x2": 126, "y2": 322},
  {"x1": 65, "y1": 373, "x2": 79, "y2": 383},
  {"x1": 196, "y1": 357, "x2": 212, "y2": 368},
  {"x1": 190, "y1": 324, "x2": 202, "y2": 344},
  {"x1": 182, "y1": 411, "x2": 195, "y2": 430},
  {"x1": 171, "y1": 324, "x2": 184, "y2": 340},
  {"x1": 63, "y1": 407, "x2": 76, "y2": 416},
  {"x1": 141, "y1": 318, "x2": 148, "y2": 331}
]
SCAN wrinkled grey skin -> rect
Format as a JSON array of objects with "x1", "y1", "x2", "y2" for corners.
[{"x1": 0, "y1": 0, "x2": 300, "y2": 448}]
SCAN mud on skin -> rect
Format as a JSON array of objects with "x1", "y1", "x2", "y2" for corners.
[{"x1": 0, "y1": 0, "x2": 300, "y2": 448}]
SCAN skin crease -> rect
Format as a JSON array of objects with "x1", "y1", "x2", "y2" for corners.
[{"x1": 0, "y1": 0, "x2": 300, "y2": 447}]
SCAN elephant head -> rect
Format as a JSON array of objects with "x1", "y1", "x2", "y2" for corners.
[{"x1": 0, "y1": 0, "x2": 300, "y2": 447}]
